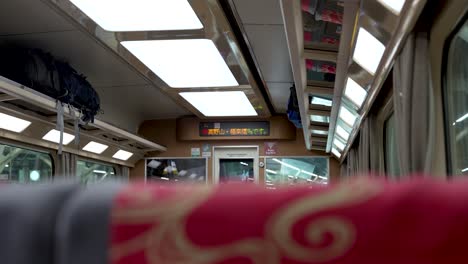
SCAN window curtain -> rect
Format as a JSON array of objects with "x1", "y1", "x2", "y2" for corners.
[
  {"x1": 56, "y1": 152, "x2": 77, "y2": 178},
  {"x1": 122, "y1": 166, "x2": 130, "y2": 181},
  {"x1": 358, "y1": 121, "x2": 369, "y2": 174},
  {"x1": 357, "y1": 116, "x2": 379, "y2": 175},
  {"x1": 368, "y1": 116, "x2": 380, "y2": 172},
  {"x1": 393, "y1": 32, "x2": 434, "y2": 175},
  {"x1": 340, "y1": 162, "x2": 348, "y2": 178},
  {"x1": 115, "y1": 166, "x2": 130, "y2": 182},
  {"x1": 346, "y1": 148, "x2": 359, "y2": 177}
]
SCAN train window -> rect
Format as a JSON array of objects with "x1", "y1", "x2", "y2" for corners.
[
  {"x1": 384, "y1": 113, "x2": 400, "y2": 177},
  {"x1": 145, "y1": 158, "x2": 207, "y2": 183},
  {"x1": 76, "y1": 159, "x2": 116, "y2": 184},
  {"x1": 444, "y1": 18, "x2": 468, "y2": 176},
  {"x1": 265, "y1": 157, "x2": 328, "y2": 188},
  {"x1": 0, "y1": 143, "x2": 53, "y2": 183}
]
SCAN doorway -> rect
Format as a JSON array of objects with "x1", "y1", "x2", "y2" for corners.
[{"x1": 213, "y1": 146, "x2": 259, "y2": 184}]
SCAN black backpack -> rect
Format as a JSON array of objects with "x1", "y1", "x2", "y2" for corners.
[
  {"x1": 55, "y1": 61, "x2": 100, "y2": 123},
  {"x1": 0, "y1": 47, "x2": 64, "y2": 99},
  {"x1": 0, "y1": 46, "x2": 100, "y2": 123}
]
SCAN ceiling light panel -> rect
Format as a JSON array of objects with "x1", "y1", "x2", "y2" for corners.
[
  {"x1": 339, "y1": 106, "x2": 358, "y2": 127},
  {"x1": 334, "y1": 138, "x2": 346, "y2": 151},
  {"x1": 83, "y1": 141, "x2": 109, "y2": 154},
  {"x1": 311, "y1": 129, "x2": 328, "y2": 135},
  {"x1": 331, "y1": 148, "x2": 341, "y2": 158},
  {"x1": 344, "y1": 77, "x2": 367, "y2": 108},
  {"x1": 310, "y1": 115, "x2": 330, "y2": 123},
  {"x1": 121, "y1": 39, "x2": 238, "y2": 88},
  {"x1": 0, "y1": 113, "x2": 31, "y2": 133},
  {"x1": 353, "y1": 28, "x2": 386, "y2": 75},
  {"x1": 336, "y1": 125, "x2": 350, "y2": 141},
  {"x1": 69, "y1": 0, "x2": 203, "y2": 31},
  {"x1": 311, "y1": 96, "x2": 332, "y2": 107},
  {"x1": 180, "y1": 91, "x2": 257, "y2": 117},
  {"x1": 113, "y1": 150, "x2": 134, "y2": 161},
  {"x1": 42, "y1": 129, "x2": 75, "y2": 145},
  {"x1": 377, "y1": 0, "x2": 406, "y2": 15}
]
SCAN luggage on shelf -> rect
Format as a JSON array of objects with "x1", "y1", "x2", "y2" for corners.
[
  {"x1": 0, "y1": 46, "x2": 100, "y2": 123},
  {"x1": 287, "y1": 85, "x2": 302, "y2": 128},
  {"x1": 55, "y1": 61, "x2": 100, "y2": 123}
]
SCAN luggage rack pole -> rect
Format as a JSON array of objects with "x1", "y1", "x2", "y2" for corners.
[
  {"x1": 280, "y1": 0, "x2": 311, "y2": 150},
  {"x1": 0, "y1": 76, "x2": 167, "y2": 152}
]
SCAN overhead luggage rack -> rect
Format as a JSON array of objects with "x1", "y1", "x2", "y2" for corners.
[
  {"x1": 280, "y1": 0, "x2": 351, "y2": 152},
  {"x1": 0, "y1": 75, "x2": 166, "y2": 166},
  {"x1": 282, "y1": 0, "x2": 427, "y2": 161}
]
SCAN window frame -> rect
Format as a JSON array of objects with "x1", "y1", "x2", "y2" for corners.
[
  {"x1": 429, "y1": 1, "x2": 468, "y2": 177},
  {"x1": 0, "y1": 138, "x2": 55, "y2": 182},
  {"x1": 441, "y1": 12, "x2": 468, "y2": 176},
  {"x1": 144, "y1": 157, "x2": 209, "y2": 184},
  {"x1": 263, "y1": 156, "x2": 330, "y2": 185}
]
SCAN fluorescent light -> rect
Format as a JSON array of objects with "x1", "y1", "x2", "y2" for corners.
[
  {"x1": 462, "y1": 168, "x2": 468, "y2": 173},
  {"x1": 240, "y1": 162, "x2": 249, "y2": 166},
  {"x1": 339, "y1": 106, "x2": 358, "y2": 127},
  {"x1": 288, "y1": 175, "x2": 295, "y2": 179},
  {"x1": 336, "y1": 125, "x2": 350, "y2": 141},
  {"x1": 311, "y1": 97, "x2": 332, "y2": 107},
  {"x1": 83, "y1": 141, "x2": 108, "y2": 154},
  {"x1": 69, "y1": 0, "x2": 203, "y2": 32},
  {"x1": 180, "y1": 91, "x2": 257, "y2": 117},
  {"x1": 273, "y1": 158, "x2": 298, "y2": 171},
  {"x1": 353, "y1": 28, "x2": 385, "y2": 75},
  {"x1": 121, "y1": 39, "x2": 238, "y2": 88},
  {"x1": 0, "y1": 113, "x2": 31, "y2": 133},
  {"x1": 455, "y1": 113, "x2": 468, "y2": 123},
  {"x1": 377, "y1": 0, "x2": 405, "y2": 15},
  {"x1": 113, "y1": 150, "x2": 133, "y2": 161},
  {"x1": 29, "y1": 170, "x2": 40, "y2": 181},
  {"x1": 160, "y1": 177, "x2": 170, "y2": 181},
  {"x1": 300, "y1": 170, "x2": 327, "y2": 180},
  {"x1": 266, "y1": 183, "x2": 275, "y2": 186},
  {"x1": 334, "y1": 138, "x2": 346, "y2": 151},
  {"x1": 344, "y1": 77, "x2": 367, "y2": 108},
  {"x1": 331, "y1": 148, "x2": 341, "y2": 158},
  {"x1": 310, "y1": 115, "x2": 330, "y2": 123},
  {"x1": 93, "y1": 170, "x2": 107, "y2": 174},
  {"x1": 266, "y1": 169, "x2": 277, "y2": 175},
  {"x1": 42, "y1": 129, "x2": 75, "y2": 145},
  {"x1": 311, "y1": 129, "x2": 328, "y2": 135}
]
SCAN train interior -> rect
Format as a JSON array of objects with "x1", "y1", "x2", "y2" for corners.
[
  {"x1": 0, "y1": 0, "x2": 466, "y2": 185},
  {"x1": 1, "y1": 0, "x2": 468, "y2": 263}
]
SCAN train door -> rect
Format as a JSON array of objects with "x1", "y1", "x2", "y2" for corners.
[{"x1": 213, "y1": 146, "x2": 259, "y2": 184}]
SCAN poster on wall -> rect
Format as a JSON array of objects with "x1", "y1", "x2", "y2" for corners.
[
  {"x1": 202, "y1": 144, "x2": 211, "y2": 157},
  {"x1": 145, "y1": 158, "x2": 207, "y2": 183},
  {"x1": 264, "y1": 142, "x2": 278, "y2": 155},
  {"x1": 191, "y1": 147, "x2": 201, "y2": 157}
]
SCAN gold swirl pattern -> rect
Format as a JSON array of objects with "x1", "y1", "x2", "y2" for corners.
[
  {"x1": 266, "y1": 179, "x2": 381, "y2": 262},
  {"x1": 111, "y1": 180, "x2": 381, "y2": 264}
]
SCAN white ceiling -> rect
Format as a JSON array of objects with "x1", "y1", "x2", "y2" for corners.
[
  {"x1": 233, "y1": 0, "x2": 293, "y2": 113},
  {"x1": 0, "y1": 0, "x2": 191, "y2": 133}
]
